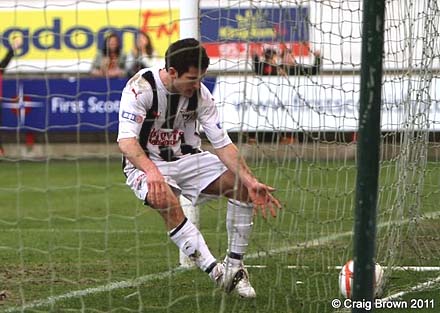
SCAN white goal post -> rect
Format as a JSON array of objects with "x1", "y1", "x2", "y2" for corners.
[{"x1": 178, "y1": 0, "x2": 201, "y2": 268}]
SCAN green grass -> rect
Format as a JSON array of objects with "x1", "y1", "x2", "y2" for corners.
[{"x1": 0, "y1": 159, "x2": 439, "y2": 313}]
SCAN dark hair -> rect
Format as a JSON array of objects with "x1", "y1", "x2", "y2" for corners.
[
  {"x1": 136, "y1": 31, "x2": 154, "y2": 57},
  {"x1": 264, "y1": 48, "x2": 277, "y2": 59},
  {"x1": 165, "y1": 38, "x2": 210, "y2": 75},
  {"x1": 102, "y1": 32, "x2": 121, "y2": 56}
]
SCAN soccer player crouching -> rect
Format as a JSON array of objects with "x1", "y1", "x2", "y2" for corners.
[{"x1": 117, "y1": 38, "x2": 282, "y2": 298}]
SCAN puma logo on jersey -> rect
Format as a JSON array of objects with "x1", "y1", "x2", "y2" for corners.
[{"x1": 131, "y1": 88, "x2": 141, "y2": 99}]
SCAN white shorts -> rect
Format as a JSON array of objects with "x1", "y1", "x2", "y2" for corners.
[{"x1": 124, "y1": 151, "x2": 228, "y2": 205}]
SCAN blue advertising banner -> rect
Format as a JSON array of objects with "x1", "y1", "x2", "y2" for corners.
[
  {"x1": 201, "y1": 6, "x2": 310, "y2": 58},
  {"x1": 1, "y1": 77, "x2": 218, "y2": 133},
  {"x1": 1, "y1": 78, "x2": 126, "y2": 132}
]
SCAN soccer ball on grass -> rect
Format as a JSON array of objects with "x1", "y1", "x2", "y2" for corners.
[{"x1": 338, "y1": 259, "x2": 384, "y2": 299}]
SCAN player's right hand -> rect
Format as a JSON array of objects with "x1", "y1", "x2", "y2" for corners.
[{"x1": 146, "y1": 169, "x2": 169, "y2": 208}]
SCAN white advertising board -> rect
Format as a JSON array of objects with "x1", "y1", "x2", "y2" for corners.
[{"x1": 212, "y1": 75, "x2": 440, "y2": 132}]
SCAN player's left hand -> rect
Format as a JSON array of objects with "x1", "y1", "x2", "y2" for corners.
[{"x1": 248, "y1": 182, "x2": 282, "y2": 219}]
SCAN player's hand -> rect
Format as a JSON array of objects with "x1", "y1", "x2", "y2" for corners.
[
  {"x1": 247, "y1": 182, "x2": 282, "y2": 219},
  {"x1": 145, "y1": 169, "x2": 169, "y2": 208}
]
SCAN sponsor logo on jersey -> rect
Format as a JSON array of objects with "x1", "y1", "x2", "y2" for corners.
[
  {"x1": 121, "y1": 110, "x2": 144, "y2": 123},
  {"x1": 149, "y1": 128, "x2": 184, "y2": 146},
  {"x1": 181, "y1": 109, "x2": 197, "y2": 121}
]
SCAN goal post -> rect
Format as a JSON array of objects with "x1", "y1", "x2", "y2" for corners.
[
  {"x1": 180, "y1": 0, "x2": 199, "y2": 40},
  {"x1": 178, "y1": 0, "x2": 200, "y2": 268},
  {"x1": 352, "y1": 0, "x2": 385, "y2": 306}
]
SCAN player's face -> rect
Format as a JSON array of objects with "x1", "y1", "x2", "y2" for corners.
[{"x1": 170, "y1": 66, "x2": 206, "y2": 98}]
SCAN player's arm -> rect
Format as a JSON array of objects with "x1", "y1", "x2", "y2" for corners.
[
  {"x1": 118, "y1": 138, "x2": 168, "y2": 206},
  {"x1": 118, "y1": 137, "x2": 157, "y2": 173},
  {"x1": 197, "y1": 87, "x2": 281, "y2": 217},
  {"x1": 214, "y1": 143, "x2": 257, "y2": 187},
  {"x1": 117, "y1": 79, "x2": 168, "y2": 206},
  {"x1": 215, "y1": 143, "x2": 282, "y2": 218}
]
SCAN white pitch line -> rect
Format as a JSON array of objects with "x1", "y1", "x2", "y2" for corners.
[
  {"x1": 335, "y1": 266, "x2": 440, "y2": 272},
  {"x1": 3, "y1": 210, "x2": 440, "y2": 312},
  {"x1": 0, "y1": 228, "x2": 164, "y2": 235},
  {"x1": 3, "y1": 268, "x2": 185, "y2": 313},
  {"x1": 247, "y1": 210, "x2": 440, "y2": 259},
  {"x1": 381, "y1": 275, "x2": 440, "y2": 302},
  {"x1": 244, "y1": 265, "x2": 440, "y2": 271},
  {"x1": 246, "y1": 231, "x2": 353, "y2": 258}
]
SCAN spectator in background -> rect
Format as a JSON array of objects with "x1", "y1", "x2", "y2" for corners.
[
  {"x1": 91, "y1": 32, "x2": 127, "y2": 78},
  {"x1": 280, "y1": 45, "x2": 322, "y2": 76},
  {"x1": 253, "y1": 48, "x2": 285, "y2": 76},
  {"x1": 253, "y1": 45, "x2": 322, "y2": 76},
  {"x1": 0, "y1": 36, "x2": 23, "y2": 157},
  {"x1": 125, "y1": 31, "x2": 156, "y2": 77}
]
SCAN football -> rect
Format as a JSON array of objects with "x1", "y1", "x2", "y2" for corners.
[{"x1": 339, "y1": 260, "x2": 384, "y2": 299}]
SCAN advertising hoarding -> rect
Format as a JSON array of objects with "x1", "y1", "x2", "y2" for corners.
[{"x1": 2, "y1": 76, "x2": 439, "y2": 133}]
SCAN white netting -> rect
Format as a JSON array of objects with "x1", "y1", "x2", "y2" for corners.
[{"x1": 0, "y1": 1, "x2": 439, "y2": 312}]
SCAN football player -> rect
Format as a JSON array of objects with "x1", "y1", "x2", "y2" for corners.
[{"x1": 117, "y1": 38, "x2": 281, "y2": 298}]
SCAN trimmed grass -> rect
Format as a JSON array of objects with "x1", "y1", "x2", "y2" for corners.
[{"x1": 0, "y1": 159, "x2": 439, "y2": 312}]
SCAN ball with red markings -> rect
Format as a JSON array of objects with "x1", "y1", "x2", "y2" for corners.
[{"x1": 338, "y1": 260, "x2": 384, "y2": 299}]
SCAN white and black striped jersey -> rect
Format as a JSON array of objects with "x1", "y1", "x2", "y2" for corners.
[{"x1": 117, "y1": 67, "x2": 232, "y2": 161}]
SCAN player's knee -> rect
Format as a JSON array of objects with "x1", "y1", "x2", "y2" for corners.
[
  {"x1": 221, "y1": 171, "x2": 248, "y2": 196},
  {"x1": 227, "y1": 184, "x2": 250, "y2": 202},
  {"x1": 147, "y1": 192, "x2": 183, "y2": 217},
  {"x1": 146, "y1": 192, "x2": 179, "y2": 210},
  {"x1": 235, "y1": 186, "x2": 250, "y2": 202}
]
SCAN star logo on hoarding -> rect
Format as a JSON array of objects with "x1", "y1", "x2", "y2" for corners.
[{"x1": 2, "y1": 84, "x2": 43, "y2": 125}]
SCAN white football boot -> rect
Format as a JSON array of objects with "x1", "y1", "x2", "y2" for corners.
[
  {"x1": 222, "y1": 258, "x2": 256, "y2": 298},
  {"x1": 209, "y1": 262, "x2": 225, "y2": 285},
  {"x1": 209, "y1": 260, "x2": 256, "y2": 298}
]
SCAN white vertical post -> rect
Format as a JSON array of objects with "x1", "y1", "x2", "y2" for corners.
[
  {"x1": 178, "y1": 0, "x2": 201, "y2": 268},
  {"x1": 180, "y1": 0, "x2": 199, "y2": 39}
]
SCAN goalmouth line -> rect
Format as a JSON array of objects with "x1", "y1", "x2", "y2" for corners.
[
  {"x1": 245, "y1": 265, "x2": 440, "y2": 272},
  {"x1": 3, "y1": 211, "x2": 440, "y2": 312}
]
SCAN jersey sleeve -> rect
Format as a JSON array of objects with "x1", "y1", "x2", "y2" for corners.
[
  {"x1": 197, "y1": 85, "x2": 232, "y2": 149},
  {"x1": 117, "y1": 74, "x2": 154, "y2": 141}
]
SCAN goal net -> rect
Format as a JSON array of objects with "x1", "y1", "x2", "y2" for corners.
[{"x1": 0, "y1": 0, "x2": 439, "y2": 312}]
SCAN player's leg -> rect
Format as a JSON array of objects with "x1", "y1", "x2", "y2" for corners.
[
  {"x1": 175, "y1": 152, "x2": 255, "y2": 296},
  {"x1": 202, "y1": 170, "x2": 256, "y2": 298},
  {"x1": 203, "y1": 170, "x2": 254, "y2": 262},
  {"x1": 124, "y1": 167, "x2": 219, "y2": 275}
]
